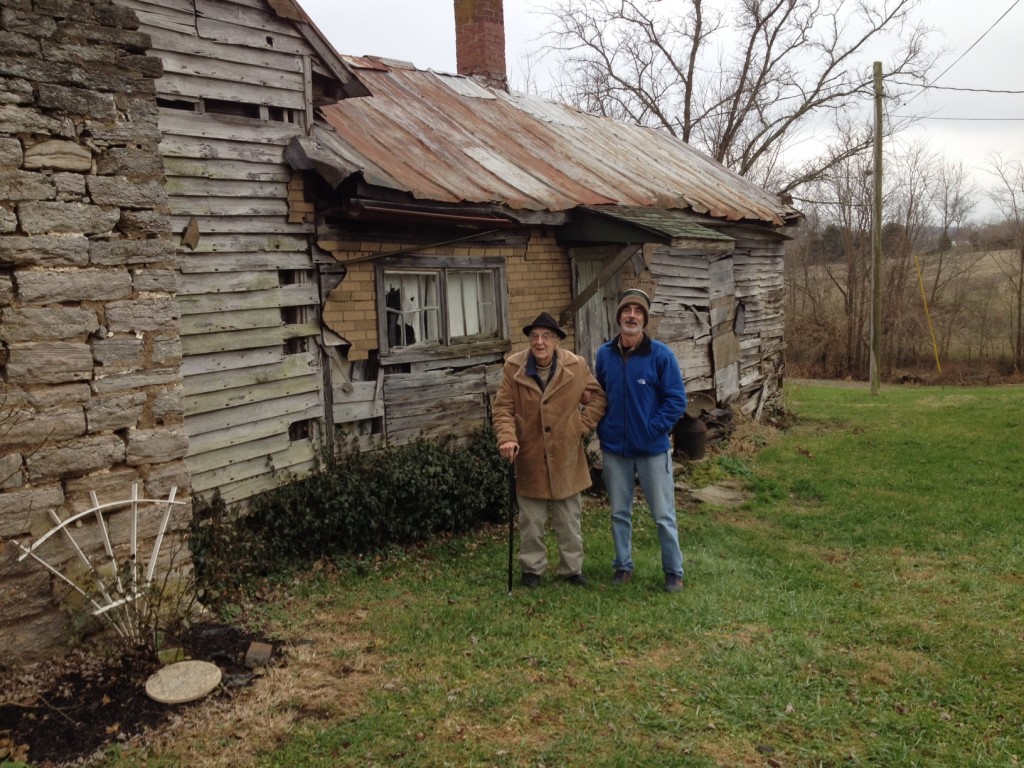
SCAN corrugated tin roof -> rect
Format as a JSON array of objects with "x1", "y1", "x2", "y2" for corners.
[{"x1": 315, "y1": 59, "x2": 798, "y2": 226}]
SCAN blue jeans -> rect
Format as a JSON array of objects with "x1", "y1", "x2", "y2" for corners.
[{"x1": 603, "y1": 450, "x2": 683, "y2": 577}]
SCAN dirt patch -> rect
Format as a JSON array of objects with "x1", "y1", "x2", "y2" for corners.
[
  {"x1": 689, "y1": 481, "x2": 753, "y2": 508},
  {"x1": 0, "y1": 622, "x2": 274, "y2": 766}
]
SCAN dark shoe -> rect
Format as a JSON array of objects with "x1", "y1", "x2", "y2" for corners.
[
  {"x1": 612, "y1": 569, "x2": 632, "y2": 585},
  {"x1": 562, "y1": 573, "x2": 589, "y2": 587},
  {"x1": 664, "y1": 574, "x2": 684, "y2": 593},
  {"x1": 521, "y1": 572, "x2": 541, "y2": 589}
]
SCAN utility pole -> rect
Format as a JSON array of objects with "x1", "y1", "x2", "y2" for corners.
[{"x1": 870, "y1": 62, "x2": 883, "y2": 395}]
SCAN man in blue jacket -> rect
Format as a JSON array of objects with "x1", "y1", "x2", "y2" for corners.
[{"x1": 595, "y1": 288, "x2": 688, "y2": 592}]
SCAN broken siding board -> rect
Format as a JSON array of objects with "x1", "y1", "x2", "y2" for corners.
[
  {"x1": 185, "y1": 391, "x2": 321, "y2": 436},
  {"x1": 186, "y1": 403, "x2": 322, "y2": 454},
  {"x1": 181, "y1": 322, "x2": 320, "y2": 355},
  {"x1": 185, "y1": 352, "x2": 316, "y2": 396},
  {"x1": 169, "y1": 225, "x2": 310, "y2": 244}
]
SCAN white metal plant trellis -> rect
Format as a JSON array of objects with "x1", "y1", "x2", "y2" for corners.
[{"x1": 13, "y1": 483, "x2": 186, "y2": 641}]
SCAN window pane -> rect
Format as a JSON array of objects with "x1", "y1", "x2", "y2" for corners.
[
  {"x1": 448, "y1": 271, "x2": 497, "y2": 339},
  {"x1": 384, "y1": 271, "x2": 440, "y2": 347}
]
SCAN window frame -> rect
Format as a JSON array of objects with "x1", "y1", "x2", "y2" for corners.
[{"x1": 375, "y1": 255, "x2": 509, "y2": 363}]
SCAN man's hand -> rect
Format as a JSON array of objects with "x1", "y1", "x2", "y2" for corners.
[
  {"x1": 499, "y1": 441, "x2": 520, "y2": 463},
  {"x1": 580, "y1": 389, "x2": 595, "y2": 406}
]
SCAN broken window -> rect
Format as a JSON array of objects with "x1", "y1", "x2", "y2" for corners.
[{"x1": 380, "y1": 264, "x2": 504, "y2": 351}]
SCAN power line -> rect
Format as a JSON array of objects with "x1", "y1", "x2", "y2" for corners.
[
  {"x1": 930, "y1": 0, "x2": 1020, "y2": 86},
  {"x1": 904, "y1": 0, "x2": 1021, "y2": 106},
  {"x1": 887, "y1": 80, "x2": 1024, "y2": 95}
]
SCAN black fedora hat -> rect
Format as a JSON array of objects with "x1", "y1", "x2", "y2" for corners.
[{"x1": 522, "y1": 311, "x2": 566, "y2": 339}]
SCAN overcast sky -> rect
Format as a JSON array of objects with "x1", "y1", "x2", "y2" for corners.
[{"x1": 300, "y1": 0, "x2": 1024, "y2": 222}]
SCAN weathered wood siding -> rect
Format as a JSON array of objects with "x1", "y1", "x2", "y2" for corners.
[
  {"x1": 726, "y1": 229, "x2": 787, "y2": 415},
  {"x1": 125, "y1": 0, "x2": 329, "y2": 504}
]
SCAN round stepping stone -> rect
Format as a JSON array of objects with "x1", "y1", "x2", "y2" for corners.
[{"x1": 145, "y1": 660, "x2": 222, "y2": 704}]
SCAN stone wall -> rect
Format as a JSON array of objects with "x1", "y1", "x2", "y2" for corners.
[{"x1": 0, "y1": 0, "x2": 190, "y2": 664}]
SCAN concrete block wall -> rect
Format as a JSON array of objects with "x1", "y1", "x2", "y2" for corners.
[{"x1": 0, "y1": 0, "x2": 190, "y2": 664}]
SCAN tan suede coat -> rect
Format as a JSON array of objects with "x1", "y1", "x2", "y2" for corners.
[{"x1": 493, "y1": 348, "x2": 607, "y2": 500}]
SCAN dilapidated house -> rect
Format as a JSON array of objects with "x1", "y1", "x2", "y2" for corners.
[{"x1": 1, "y1": 0, "x2": 796, "y2": 661}]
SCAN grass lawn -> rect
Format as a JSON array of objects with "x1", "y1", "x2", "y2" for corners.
[{"x1": 120, "y1": 382, "x2": 1024, "y2": 768}]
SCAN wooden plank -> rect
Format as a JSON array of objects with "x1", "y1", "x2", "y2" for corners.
[
  {"x1": 121, "y1": 0, "x2": 196, "y2": 34},
  {"x1": 181, "y1": 347, "x2": 285, "y2": 377},
  {"x1": 185, "y1": 391, "x2": 321, "y2": 435},
  {"x1": 156, "y1": 49, "x2": 304, "y2": 92},
  {"x1": 177, "y1": 270, "x2": 282, "y2": 295},
  {"x1": 195, "y1": 457, "x2": 318, "y2": 504},
  {"x1": 185, "y1": 352, "x2": 316, "y2": 396},
  {"x1": 158, "y1": 72, "x2": 305, "y2": 109},
  {"x1": 169, "y1": 196, "x2": 288, "y2": 218},
  {"x1": 163, "y1": 156, "x2": 291, "y2": 182},
  {"x1": 159, "y1": 134, "x2": 285, "y2": 163},
  {"x1": 181, "y1": 322, "x2": 320, "y2": 355},
  {"x1": 159, "y1": 110, "x2": 305, "y2": 144},
  {"x1": 186, "y1": 431, "x2": 291, "y2": 475},
  {"x1": 186, "y1": 371, "x2": 322, "y2": 415},
  {"x1": 332, "y1": 380, "x2": 383, "y2": 423},
  {"x1": 194, "y1": 17, "x2": 309, "y2": 57},
  {"x1": 190, "y1": 441, "x2": 317, "y2": 495},
  {"x1": 177, "y1": 252, "x2": 312, "y2": 273},
  {"x1": 187, "y1": 403, "x2": 322, "y2": 454},
  {"x1": 168, "y1": 214, "x2": 309, "y2": 237},
  {"x1": 173, "y1": 232, "x2": 311, "y2": 253},
  {"x1": 178, "y1": 284, "x2": 319, "y2": 314},
  {"x1": 196, "y1": 0, "x2": 302, "y2": 36},
  {"x1": 180, "y1": 307, "x2": 283, "y2": 335},
  {"x1": 146, "y1": 24, "x2": 304, "y2": 70},
  {"x1": 166, "y1": 177, "x2": 289, "y2": 199}
]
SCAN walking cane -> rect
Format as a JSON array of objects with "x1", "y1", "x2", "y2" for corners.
[{"x1": 507, "y1": 462, "x2": 516, "y2": 595}]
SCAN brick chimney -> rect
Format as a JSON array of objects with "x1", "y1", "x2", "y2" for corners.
[{"x1": 454, "y1": 0, "x2": 508, "y2": 91}]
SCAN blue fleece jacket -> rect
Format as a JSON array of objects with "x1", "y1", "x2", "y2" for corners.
[{"x1": 595, "y1": 334, "x2": 688, "y2": 457}]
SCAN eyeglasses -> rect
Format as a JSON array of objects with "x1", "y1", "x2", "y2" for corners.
[{"x1": 529, "y1": 332, "x2": 558, "y2": 342}]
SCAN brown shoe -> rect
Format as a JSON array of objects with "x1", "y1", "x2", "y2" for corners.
[{"x1": 612, "y1": 570, "x2": 632, "y2": 585}]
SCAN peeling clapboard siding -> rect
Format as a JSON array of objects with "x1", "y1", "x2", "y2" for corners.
[{"x1": 129, "y1": 0, "x2": 329, "y2": 504}]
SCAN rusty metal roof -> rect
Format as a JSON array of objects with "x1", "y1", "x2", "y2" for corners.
[{"x1": 314, "y1": 57, "x2": 798, "y2": 226}]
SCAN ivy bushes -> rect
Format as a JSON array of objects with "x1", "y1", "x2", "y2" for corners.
[{"x1": 190, "y1": 426, "x2": 507, "y2": 602}]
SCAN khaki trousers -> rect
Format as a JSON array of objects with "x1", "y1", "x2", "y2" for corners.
[{"x1": 517, "y1": 493, "x2": 584, "y2": 577}]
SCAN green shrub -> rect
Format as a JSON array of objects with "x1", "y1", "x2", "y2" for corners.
[{"x1": 189, "y1": 426, "x2": 507, "y2": 602}]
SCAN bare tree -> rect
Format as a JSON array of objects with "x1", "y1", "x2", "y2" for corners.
[
  {"x1": 987, "y1": 153, "x2": 1024, "y2": 372},
  {"x1": 538, "y1": 0, "x2": 938, "y2": 193}
]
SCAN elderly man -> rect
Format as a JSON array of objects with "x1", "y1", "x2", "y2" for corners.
[
  {"x1": 595, "y1": 289, "x2": 688, "y2": 592},
  {"x1": 493, "y1": 311, "x2": 607, "y2": 588}
]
